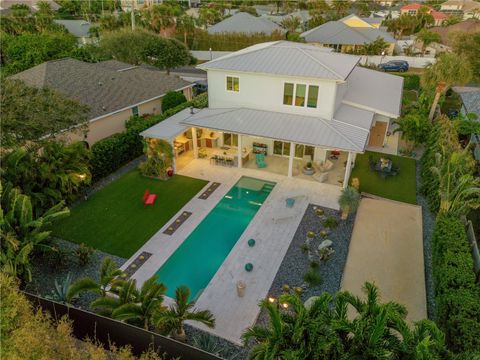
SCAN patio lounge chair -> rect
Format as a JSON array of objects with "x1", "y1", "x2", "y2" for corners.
[
  {"x1": 318, "y1": 160, "x2": 333, "y2": 172},
  {"x1": 143, "y1": 189, "x2": 157, "y2": 207},
  {"x1": 256, "y1": 153, "x2": 267, "y2": 168},
  {"x1": 312, "y1": 171, "x2": 329, "y2": 183}
]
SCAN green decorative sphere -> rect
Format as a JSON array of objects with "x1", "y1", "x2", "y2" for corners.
[
  {"x1": 245, "y1": 263, "x2": 253, "y2": 272},
  {"x1": 248, "y1": 239, "x2": 256, "y2": 247}
]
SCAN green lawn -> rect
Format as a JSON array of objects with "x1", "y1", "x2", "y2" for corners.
[
  {"x1": 52, "y1": 170, "x2": 208, "y2": 258},
  {"x1": 350, "y1": 151, "x2": 417, "y2": 204}
]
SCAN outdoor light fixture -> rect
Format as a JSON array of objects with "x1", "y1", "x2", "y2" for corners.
[
  {"x1": 268, "y1": 297, "x2": 276, "y2": 303},
  {"x1": 78, "y1": 173, "x2": 87, "y2": 181},
  {"x1": 281, "y1": 303, "x2": 289, "y2": 309}
]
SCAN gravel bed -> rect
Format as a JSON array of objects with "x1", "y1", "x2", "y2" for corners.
[
  {"x1": 24, "y1": 238, "x2": 127, "y2": 309},
  {"x1": 185, "y1": 325, "x2": 249, "y2": 360},
  {"x1": 256, "y1": 204, "x2": 355, "y2": 327},
  {"x1": 416, "y1": 160, "x2": 436, "y2": 319}
]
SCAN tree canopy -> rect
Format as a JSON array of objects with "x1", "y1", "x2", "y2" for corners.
[
  {"x1": 449, "y1": 31, "x2": 480, "y2": 81},
  {"x1": 0, "y1": 79, "x2": 89, "y2": 147}
]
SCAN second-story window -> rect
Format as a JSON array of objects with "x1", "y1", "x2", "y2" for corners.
[
  {"x1": 226, "y1": 76, "x2": 239, "y2": 92},
  {"x1": 284, "y1": 83, "x2": 319, "y2": 108}
]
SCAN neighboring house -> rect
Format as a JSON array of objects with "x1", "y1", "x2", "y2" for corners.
[
  {"x1": 120, "y1": 0, "x2": 162, "y2": 11},
  {"x1": 455, "y1": 86, "x2": 480, "y2": 119},
  {"x1": 400, "y1": 3, "x2": 448, "y2": 26},
  {"x1": 54, "y1": 20, "x2": 94, "y2": 45},
  {"x1": 10, "y1": 58, "x2": 193, "y2": 145},
  {"x1": 430, "y1": 18, "x2": 480, "y2": 44},
  {"x1": 0, "y1": 0, "x2": 59, "y2": 13},
  {"x1": 440, "y1": 0, "x2": 480, "y2": 19},
  {"x1": 141, "y1": 41, "x2": 403, "y2": 188},
  {"x1": 207, "y1": 12, "x2": 285, "y2": 35},
  {"x1": 301, "y1": 15, "x2": 396, "y2": 55},
  {"x1": 263, "y1": 10, "x2": 311, "y2": 31}
]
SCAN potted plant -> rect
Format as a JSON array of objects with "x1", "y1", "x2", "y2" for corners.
[
  {"x1": 303, "y1": 161, "x2": 315, "y2": 175},
  {"x1": 338, "y1": 186, "x2": 360, "y2": 220}
]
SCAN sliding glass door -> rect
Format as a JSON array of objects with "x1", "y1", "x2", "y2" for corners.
[{"x1": 273, "y1": 141, "x2": 314, "y2": 159}]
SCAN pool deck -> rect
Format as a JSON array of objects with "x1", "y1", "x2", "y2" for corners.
[{"x1": 122, "y1": 158, "x2": 341, "y2": 345}]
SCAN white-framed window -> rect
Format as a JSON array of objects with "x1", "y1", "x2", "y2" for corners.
[
  {"x1": 283, "y1": 82, "x2": 319, "y2": 108},
  {"x1": 226, "y1": 76, "x2": 239, "y2": 92},
  {"x1": 273, "y1": 141, "x2": 315, "y2": 158}
]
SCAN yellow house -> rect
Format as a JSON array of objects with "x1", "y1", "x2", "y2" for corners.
[
  {"x1": 301, "y1": 15, "x2": 395, "y2": 55},
  {"x1": 11, "y1": 58, "x2": 193, "y2": 146}
]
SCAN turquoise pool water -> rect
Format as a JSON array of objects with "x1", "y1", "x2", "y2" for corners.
[{"x1": 155, "y1": 176, "x2": 275, "y2": 300}]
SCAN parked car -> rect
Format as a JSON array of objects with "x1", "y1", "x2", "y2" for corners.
[
  {"x1": 377, "y1": 60, "x2": 409, "y2": 72},
  {"x1": 193, "y1": 80, "x2": 208, "y2": 96}
]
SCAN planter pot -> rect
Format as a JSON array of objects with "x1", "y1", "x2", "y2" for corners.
[
  {"x1": 302, "y1": 167, "x2": 315, "y2": 175},
  {"x1": 237, "y1": 280, "x2": 246, "y2": 297}
]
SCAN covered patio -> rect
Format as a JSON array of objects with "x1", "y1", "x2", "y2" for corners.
[{"x1": 141, "y1": 105, "x2": 374, "y2": 188}]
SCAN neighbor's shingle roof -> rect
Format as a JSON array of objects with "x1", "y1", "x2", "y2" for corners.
[
  {"x1": 10, "y1": 58, "x2": 192, "y2": 120},
  {"x1": 207, "y1": 12, "x2": 284, "y2": 35},
  {"x1": 301, "y1": 21, "x2": 395, "y2": 45},
  {"x1": 197, "y1": 41, "x2": 360, "y2": 81},
  {"x1": 458, "y1": 88, "x2": 480, "y2": 119}
]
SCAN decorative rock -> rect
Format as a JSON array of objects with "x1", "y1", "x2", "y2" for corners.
[
  {"x1": 304, "y1": 296, "x2": 321, "y2": 310},
  {"x1": 248, "y1": 239, "x2": 256, "y2": 247},
  {"x1": 245, "y1": 263, "x2": 253, "y2": 272},
  {"x1": 131, "y1": 264, "x2": 137, "y2": 268},
  {"x1": 318, "y1": 240, "x2": 333, "y2": 251}
]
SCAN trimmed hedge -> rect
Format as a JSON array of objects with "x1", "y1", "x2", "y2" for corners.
[
  {"x1": 431, "y1": 214, "x2": 480, "y2": 353},
  {"x1": 90, "y1": 93, "x2": 208, "y2": 180},
  {"x1": 399, "y1": 74, "x2": 420, "y2": 91},
  {"x1": 161, "y1": 91, "x2": 187, "y2": 112}
]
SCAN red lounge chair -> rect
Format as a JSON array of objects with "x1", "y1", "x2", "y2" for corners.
[{"x1": 143, "y1": 190, "x2": 157, "y2": 207}]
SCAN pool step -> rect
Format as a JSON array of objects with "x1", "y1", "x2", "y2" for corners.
[{"x1": 261, "y1": 183, "x2": 275, "y2": 193}]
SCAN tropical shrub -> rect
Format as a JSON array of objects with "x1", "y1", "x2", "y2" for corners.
[
  {"x1": 303, "y1": 270, "x2": 322, "y2": 287},
  {"x1": 73, "y1": 243, "x2": 95, "y2": 267},
  {"x1": 1, "y1": 141, "x2": 91, "y2": 215},
  {"x1": 0, "y1": 184, "x2": 69, "y2": 282},
  {"x1": 161, "y1": 91, "x2": 187, "y2": 112},
  {"x1": 243, "y1": 282, "x2": 450, "y2": 359},
  {"x1": 394, "y1": 111, "x2": 431, "y2": 148},
  {"x1": 338, "y1": 186, "x2": 360, "y2": 219},
  {"x1": 139, "y1": 139, "x2": 174, "y2": 179},
  {"x1": 431, "y1": 214, "x2": 480, "y2": 353}
]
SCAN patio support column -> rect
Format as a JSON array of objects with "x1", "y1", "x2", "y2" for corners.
[
  {"x1": 192, "y1": 127, "x2": 198, "y2": 159},
  {"x1": 237, "y1": 134, "x2": 242, "y2": 168},
  {"x1": 343, "y1": 151, "x2": 354, "y2": 189},
  {"x1": 170, "y1": 139, "x2": 177, "y2": 173},
  {"x1": 287, "y1": 142, "x2": 295, "y2": 177}
]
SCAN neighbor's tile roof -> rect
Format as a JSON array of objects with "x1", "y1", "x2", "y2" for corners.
[
  {"x1": 10, "y1": 58, "x2": 192, "y2": 120},
  {"x1": 197, "y1": 41, "x2": 360, "y2": 81},
  {"x1": 207, "y1": 12, "x2": 284, "y2": 35},
  {"x1": 301, "y1": 21, "x2": 395, "y2": 45}
]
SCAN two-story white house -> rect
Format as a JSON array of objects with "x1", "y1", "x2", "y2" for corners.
[{"x1": 141, "y1": 41, "x2": 403, "y2": 188}]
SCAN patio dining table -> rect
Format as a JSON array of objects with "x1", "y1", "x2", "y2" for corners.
[{"x1": 375, "y1": 158, "x2": 392, "y2": 173}]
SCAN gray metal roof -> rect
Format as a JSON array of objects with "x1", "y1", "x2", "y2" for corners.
[
  {"x1": 458, "y1": 89, "x2": 480, "y2": 119},
  {"x1": 197, "y1": 41, "x2": 360, "y2": 81},
  {"x1": 342, "y1": 67, "x2": 403, "y2": 118},
  {"x1": 10, "y1": 58, "x2": 192, "y2": 120},
  {"x1": 54, "y1": 20, "x2": 91, "y2": 38},
  {"x1": 207, "y1": 12, "x2": 284, "y2": 35},
  {"x1": 301, "y1": 21, "x2": 395, "y2": 45},
  {"x1": 140, "y1": 108, "x2": 192, "y2": 141}
]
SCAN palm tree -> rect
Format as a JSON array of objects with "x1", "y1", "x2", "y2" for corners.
[
  {"x1": 91, "y1": 278, "x2": 138, "y2": 317},
  {"x1": 421, "y1": 53, "x2": 473, "y2": 121},
  {"x1": 67, "y1": 257, "x2": 123, "y2": 301},
  {"x1": 430, "y1": 148, "x2": 480, "y2": 216},
  {"x1": 281, "y1": 16, "x2": 301, "y2": 34},
  {"x1": 153, "y1": 286, "x2": 215, "y2": 341},
  {"x1": 415, "y1": 29, "x2": 441, "y2": 56},
  {"x1": 176, "y1": 14, "x2": 195, "y2": 45},
  {"x1": 338, "y1": 186, "x2": 360, "y2": 220},
  {"x1": 112, "y1": 276, "x2": 167, "y2": 329}
]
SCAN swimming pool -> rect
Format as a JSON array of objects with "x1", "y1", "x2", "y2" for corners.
[{"x1": 155, "y1": 176, "x2": 276, "y2": 299}]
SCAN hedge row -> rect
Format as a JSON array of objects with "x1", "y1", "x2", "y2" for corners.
[
  {"x1": 398, "y1": 73, "x2": 420, "y2": 91},
  {"x1": 431, "y1": 214, "x2": 480, "y2": 353},
  {"x1": 89, "y1": 93, "x2": 208, "y2": 180}
]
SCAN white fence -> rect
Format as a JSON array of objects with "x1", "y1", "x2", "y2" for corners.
[{"x1": 359, "y1": 55, "x2": 436, "y2": 68}]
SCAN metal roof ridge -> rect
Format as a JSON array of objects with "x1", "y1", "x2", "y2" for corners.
[{"x1": 297, "y1": 47, "x2": 344, "y2": 80}]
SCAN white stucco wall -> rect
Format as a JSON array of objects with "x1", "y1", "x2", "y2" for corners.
[{"x1": 207, "y1": 70, "x2": 339, "y2": 120}]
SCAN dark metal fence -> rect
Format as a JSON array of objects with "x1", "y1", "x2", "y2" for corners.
[{"x1": 24, "y1": 292, "x2": 222, "y2": 360}]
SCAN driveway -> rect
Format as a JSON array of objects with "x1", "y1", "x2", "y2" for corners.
[{"x1": 341, "y1": 197, "x2": 427, "y2": 322}]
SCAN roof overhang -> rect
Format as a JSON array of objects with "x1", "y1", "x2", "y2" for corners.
[{"x1": 141, "y1": 107, "x2": 373, "y2": 152}]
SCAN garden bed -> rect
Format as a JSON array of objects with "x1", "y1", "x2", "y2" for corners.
[{"x1": 259, "y1": 204, "x2": 355, "y2": 307}]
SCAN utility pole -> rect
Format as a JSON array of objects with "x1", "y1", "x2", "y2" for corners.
[{"x1": 131, "y1": 0, "x2": 136, "y2": 31}]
